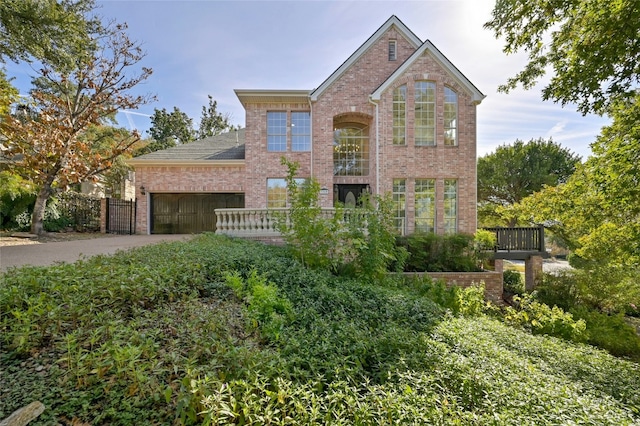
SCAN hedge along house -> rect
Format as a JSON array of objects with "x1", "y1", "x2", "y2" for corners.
[{"x1": 129, "y1": 15, "x2": 485, "y2": 236}]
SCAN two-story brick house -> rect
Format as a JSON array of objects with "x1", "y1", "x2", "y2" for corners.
[{"x1": 129, "y1": 15, "x2": 485, "y2": 235}]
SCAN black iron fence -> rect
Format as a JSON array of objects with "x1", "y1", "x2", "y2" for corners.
[
  {"x1": 55, "y1": 192, "x2": 101, "y2": 232},
  {"x1": 106, "y1": 198, "x2": 136, "y2": 235}
]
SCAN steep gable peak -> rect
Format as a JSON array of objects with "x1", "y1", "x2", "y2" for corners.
[{"x1": 310, "y1": 15, "x2": 422, "y2": 102}]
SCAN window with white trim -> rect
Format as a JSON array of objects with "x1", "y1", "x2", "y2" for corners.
[
  {"x1": 444, "y1": 87, "x2": 458, "y2": 146},
  {"x1": 267, "y1": 112, "x2": 287, "y2": 151},
  {"x1": 393, "y1": 179, "x2": 406, "y2": 234},
  {"x1": 415, "y1": 81, "x2": 436, "y2": 146},
  {"x1": 291, "y1": 112, "x2": 311, "y2": 151},
  {"x1": 415, "y1": 179, "x2": 436, "y2": 233},
  {"x1": 444, "y1": 179, "x2": 458, "y2": 234},
  {"x1": 388, "y1": 40, "x2": 397, "y2": 61},
  {"x1": 393, "y1": 85, "x2": 406, "y2": 145}
]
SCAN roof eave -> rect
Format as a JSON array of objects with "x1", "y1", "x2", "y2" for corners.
[{"x1": 127, "y1": 159, "x2": 245, "y2": 167}]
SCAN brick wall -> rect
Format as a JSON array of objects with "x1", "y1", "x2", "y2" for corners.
[
  {"x1": 404, "y1": 271, "x2": 503, "y2": 303},
  {"x1": 134, "y1": 164, "x2": 246, "y2": 234}
]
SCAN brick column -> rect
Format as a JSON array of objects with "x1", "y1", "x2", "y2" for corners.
[{"x1": 524, "y1": 255, "x2": 543, "y2": 292}]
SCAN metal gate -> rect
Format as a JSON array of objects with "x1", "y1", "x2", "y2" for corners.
[{"x1": 106, "y1": 198, "x2": 136, "y2": 234}]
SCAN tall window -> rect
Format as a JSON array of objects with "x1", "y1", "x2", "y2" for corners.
[
  {"x1": 291, "y1": 112, "x2": 311, "y2": 151},
  {"x1": 393, "y1": 179, "x2": 406, "y2": 234},
  {"x1": 444, "y1": 87, "x2": 458, "y2": 146},
  {"x1": 267, "y1": 112, "x2": 287, "y2": 151},
  {"x1": 415, "y1": 179, "x2": 435, "y2": 233},
  {"x1": 415, "y1": 81, "x2": 436, "y2": 146},
  {"x1": 444, "y1": 179, "x2": 457, "y2": 234},
  {"x1": 333, "y1": 124, "x2": 369, "y2": 176},
  {"x1": 393, "y1": 85, "x2": 406, "y2": 145}
]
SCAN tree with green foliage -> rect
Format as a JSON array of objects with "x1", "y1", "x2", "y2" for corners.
[
  {"x1": 485, "y1": 0, "x2": 640, "y2": 115},
  {"x1": 138, "y1": 95, "x2": 233, "y2": 155},
  {"x1": 477, "y1": 138, "x2": 581, "y2": 226},
  {"x1": 0, "y1": 69, "x2": 19, "y2": 115},
  {"x1": 197, "y1": 94, "x2": 232, "y2": 139},
  {"x1": 145, "y1": 106, "x2": 195, "y2": 151},
  {"x1": 0, "y1": 0, "x2": 99, "y2": 72},
  {"x1": 0, "y1": 22, "x2": 153, "y2": 234}
]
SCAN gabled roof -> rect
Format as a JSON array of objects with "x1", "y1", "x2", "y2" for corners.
[
  {"x1": 128, "y1": 129, "x2": 245, "y2": 166},
  {"x1": 309, "y1": 15, "x2": 422, "y2": 102},
  {"x1": 370, "y1": 40, "x2": 485, "y2": 104}
]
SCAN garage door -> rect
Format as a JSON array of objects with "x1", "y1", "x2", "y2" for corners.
[{"x1": 151, "y1": 193, "x2": 244, "y2": 234}]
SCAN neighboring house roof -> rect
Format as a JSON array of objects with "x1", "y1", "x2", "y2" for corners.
[
  {"x1": 370, "y1": 39, "x2": 485, "y2": 104},
  {"x1": 310, "y1": 15, "x2": 422, "y2": 102},
  {"x1": 128, "y1": 129, "x2": 245, "y2": 166}
]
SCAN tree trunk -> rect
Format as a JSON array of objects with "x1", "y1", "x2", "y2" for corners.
[{"x1": 30, "y1": 184, "x2": 53, "y2": 235}]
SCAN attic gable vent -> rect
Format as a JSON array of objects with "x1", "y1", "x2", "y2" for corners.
[{"x1": 388, "y1": 40, "x2": 397, "y2": 61}]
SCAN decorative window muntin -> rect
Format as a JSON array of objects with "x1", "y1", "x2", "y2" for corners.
[
  {"x1": 333, "y1": 124, "x2": 369, "y2": 176},
  {"x1": 291, "y1": 111, "x2": 311, "y2": 151},
  {"x1": 392, "y1": 85, "x2": 407, "y2": 145},
  {"x1": 267, "y1": 112, "x2": 287, "y2": 151},
  {"x1": 393, "y1": 178, "x2": 406, "y2": 234},
  {"x1": 415, "y1": 178, "x2": 436, "y2": 233},
  {"x1": 414, "y1": 81, "x2": 436, "y2": 146},
  {"x1": 444, "y1": 87, "x2": 458, "y2": 146},
  {"x1": 444, "y1": 179, "x2": 458, "y2": 234}
]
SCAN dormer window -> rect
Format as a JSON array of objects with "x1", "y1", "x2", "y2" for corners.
[{"x1": 388, "y1": 40, "x2": 397, "y2": 61}]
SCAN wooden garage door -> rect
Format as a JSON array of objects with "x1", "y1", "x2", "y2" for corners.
[{"x1": 151, "y1": 193, "x2": 244, "y2": 234}]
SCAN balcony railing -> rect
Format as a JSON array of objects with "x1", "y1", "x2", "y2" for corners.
[
  {"x1": 214, "y1": 208, "x2": 370, "y2": 237},
  {"x1": 483, "y1": 225, "x2": 547, "y2": 258}
]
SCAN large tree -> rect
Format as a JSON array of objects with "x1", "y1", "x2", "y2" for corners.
[
  {"x1": 477, "y1": 138, "x2": 581, "y2": 226},
  {"x1": 197, "y1": 94, "x2": 232, "y2": 139},
  {"x1": 0, "y1": 0, "x2": 99, "y2": 72},
  {"x1": 0, "y1": 23, "x2": 153, "y2": 234},
  {"x1": 506, "y1": 94, "x2": 640, "y2": 268},
  {"x1": 485, "y1": 0, "x2": 640, "y2": 115}
]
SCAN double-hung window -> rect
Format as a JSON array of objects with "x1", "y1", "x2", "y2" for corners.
[
  {"x1": 291, "y1": 112, "x2": 311, "y2": 151},
  {"x1": 415, "y1": 179, "x2": 436, "y2": 233},
  {"x1": 392, "y1": 179, "x2": 406, "y2": 234},
  {"x1": 444, "y1": 179, "x2": 458, "y2": 234},
  {"x1": 267, "y1": 112, "x2": 287, "y2": 151}
]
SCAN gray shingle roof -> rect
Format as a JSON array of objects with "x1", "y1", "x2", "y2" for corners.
[{"x1": 133, "y1": 129, "x2": 245, "y2": 161}]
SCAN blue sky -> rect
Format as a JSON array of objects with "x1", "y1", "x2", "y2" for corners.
[{"x1": 5, "y1": 0, "x2": 610, "y2": 159}]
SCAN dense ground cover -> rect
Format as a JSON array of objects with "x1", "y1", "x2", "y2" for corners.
[{"x1": 1, "y1": 234, "x2": 639, "y2": 425}]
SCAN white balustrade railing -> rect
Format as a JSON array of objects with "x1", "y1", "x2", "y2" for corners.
[{"x1": 214, "y1": 207, "x2": 370, "y2": 236}]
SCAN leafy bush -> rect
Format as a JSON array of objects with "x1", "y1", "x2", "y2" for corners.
[
  {"x1": 503, "y1": 269, "x2": 524, "y2": 294},
  {"x1": 0, "y1": 171, "x2": 36, "y2": 230},
  {"x1": 571, "y1": 307, "x2": 640, "y2": 360},
  {"x1": 397, "y1": 232, "x2": 483, "y2": 272},
  {"x1": 502, "y1": 294, "x2": 587, "y2": 341}
]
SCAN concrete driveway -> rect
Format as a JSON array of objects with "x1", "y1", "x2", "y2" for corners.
[{"x1": 0, "y1": 234, "x2": 194, "y2": 273}]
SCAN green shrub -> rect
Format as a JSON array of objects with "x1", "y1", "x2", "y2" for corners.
[
  {"x1": 502, "y1": 294, "x2": 587, "y2": 342},
  {"x1": 0, "y1": 171, "x2": 36, "y2": 231},
  {"x1": 503, "y1": 269, "x2": 524, "y2": 295},
  {"x1": 571, "y1": 307, "x2": 640, "y2": 360},
  {"x1": 396, "y1": 232, "x2": 482, "y2": 272}
]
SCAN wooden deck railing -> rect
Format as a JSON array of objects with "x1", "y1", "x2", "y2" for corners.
[{"x1": 483, "y1": 225, "x2": 546, "y2": 253}]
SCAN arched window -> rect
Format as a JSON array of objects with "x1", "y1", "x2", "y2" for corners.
[{"x1": 333, "y1": 123, "x2": 369, "y2": 176}]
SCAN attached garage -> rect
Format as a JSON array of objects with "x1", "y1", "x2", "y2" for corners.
[{"x1": 151, "y1": 193, "x2": 244, "y2": 234}]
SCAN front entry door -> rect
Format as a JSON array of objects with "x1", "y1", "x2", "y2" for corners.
[{"x1": 336, "y1": 184, "x2": 369, "y2": 207}]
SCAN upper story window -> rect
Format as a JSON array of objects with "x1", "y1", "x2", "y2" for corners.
[
  {"x1": 333, "y1": 124, "x2": 369, "y2": 176},
  {"x1": 291, "y1": 112, "x2": 311, "y2": 151},
  {"x1": 414, "y1": 81, "x2": 436, "y2": 146},
  {"x1": 388, "y1": 40, "x2": 397, "y2": 61},
  {"x1": 444, "y1": 87, "x2": 458, "y2": 146},
  {"x1": 267, "y1": 112, "x2": 287, "y2": 151},
  {"x1": 392, "y1": 85, "x2": 406, "y2": 145}
]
